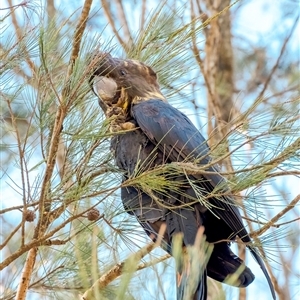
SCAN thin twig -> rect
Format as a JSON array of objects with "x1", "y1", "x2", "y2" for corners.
[
  {"x1": 251, "y1": 194, "x2": 300, "y2": 238},
  {"x1": 7, "y1": 0, "x2": 36, "y2": 74},
  {"x1": 257, "y1": 16, "x2": 299, "y2": 99},
  {"x1": 101, "y1": 0, "x2": 127, "y2": 50},
  {"x1": 140, "y1": 0, "x2": 147, "y2": 31},
  {"x1": 0, "y1": 221, "x2": 22, "y2": 250},
  {"x1": 136, "y1": 253, "x2": 171, "y2": 271},
  {"x1": 114, "y1": 0, "x2": 133, "y2": 47},
  {"x1": 5, "y1": 97, "x2": 27, "y2": 247}
]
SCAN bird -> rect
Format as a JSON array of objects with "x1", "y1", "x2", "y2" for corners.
[{"x1": 89, "y1": 52, "x2": 276, "y2": 300}]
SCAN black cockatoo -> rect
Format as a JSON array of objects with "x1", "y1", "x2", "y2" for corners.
[{"x1": 89, "y1": 53, "x2": 276, "y2": 300}]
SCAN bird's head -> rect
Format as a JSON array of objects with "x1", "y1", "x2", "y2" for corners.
[{"x1": 90, "y1": 52, "x2": 165, "y2": 114}]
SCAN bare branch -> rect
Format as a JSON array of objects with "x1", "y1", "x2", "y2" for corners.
[
  {"x1": 101, "y1": 0, "x2": 127, "y2": 50},
  {"x1": 0, "y1": 221, "x2": 22, "y2": 250},
  {"x1": 114, "y1": 0, "x2": 133, "y2": 47},
  {"x1": 81, "y1": 224, "x2": 166, "y2": 299},
  {"x1": 257, "y1": 15, "x2": 299, "y2": 99},
  {"x1": 15, "y1": 248, "x2": 38, "y2": 300},
  {"x1": 6, "y1": 0, "x2": 37, "y2": 74},
  {"x1": 251, "y1": 194, "x2": 300, "y2": 238}
]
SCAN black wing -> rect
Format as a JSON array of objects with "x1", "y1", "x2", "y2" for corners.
[
  {"x1": 132, "y1": 99, "x2": 275, "y2": 299},
  {"x1": 132, "y1": 99, "x2": 247, "y2": 240}
]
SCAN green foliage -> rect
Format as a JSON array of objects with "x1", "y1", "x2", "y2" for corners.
[{"x1": 1, "y1": 1, "x2": 299, "y2": 300}]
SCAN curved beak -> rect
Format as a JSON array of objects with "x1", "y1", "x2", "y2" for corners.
[{"x1": 93, "y1": 75, "x2": 118, "y2": 113}]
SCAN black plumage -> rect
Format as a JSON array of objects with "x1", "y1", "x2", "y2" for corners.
[{"x1": 89, "y1": 53, "x2": 276, "y2": 300}]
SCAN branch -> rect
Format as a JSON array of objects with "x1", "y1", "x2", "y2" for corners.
[
  {"x1": 0, "y1": 221, "x2": 22, "y2": 250},
  {"x1": 1, "y1": 1, "x2": 28, "y2": 10},
  {"x1": 257, "y1": 15, "x2": 299, "y2": 99},
  {"x1": 4, "y1": 94, "x2": 28, "y2": 247},
  {"x1": 140, "y1": 0, "x2": 146, "y2": 30},
  {"x1": 81, "y1": 224, "x2": 166, "y2": 299},
  {"x1": 34, "y1": 0, "x2": 94, "y2": 238},
  {"x1": 135, "y1": 253, "x2": 170, "y2": 271},
  {"x1": 243, "y1": 216, "x2": 300, "y2": 228},
  {"x1": 0, "y1": 202, "x2": 108, "y2": 271},
  {"x1": 251, "y1": 194, "x2": 300, "y2": 238},
  {"x1": 15, "y1": 248, "x2": 38, "y2": 300},
  {"x1": 114, "y1": 0, "x2": 133, "y2": 47},
  {"x1": 101, "y1": 0, "x2": 127, "y2": 50},
  {"x1": 63, "y1": 0, "x2": 94, "y2": 101},
  {"x1": 81, "y1": 242, "x2": 157, "y2": 299},
  {"x1": 7, "y1": 0, "x2": 37, "y2": 74}
]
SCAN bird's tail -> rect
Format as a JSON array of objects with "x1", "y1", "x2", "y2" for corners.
[{"x1": 207, "y1": 242, "x2": 255, "y2": 287}]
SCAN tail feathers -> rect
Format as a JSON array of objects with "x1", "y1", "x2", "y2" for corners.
[
  {"x1": 207, "y1": 243, "x2": 254, "y2": 287},
  {"x1": 177, "y1": 269, "x2": 207, "y2": 300},
  {"x1": 249, "y1": 247, "x2": 276, "y2": 300}
]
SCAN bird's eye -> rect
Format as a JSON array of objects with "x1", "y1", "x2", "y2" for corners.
[{"x1": 120, "y1": 70, "x2": 126, "y2": 76}]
